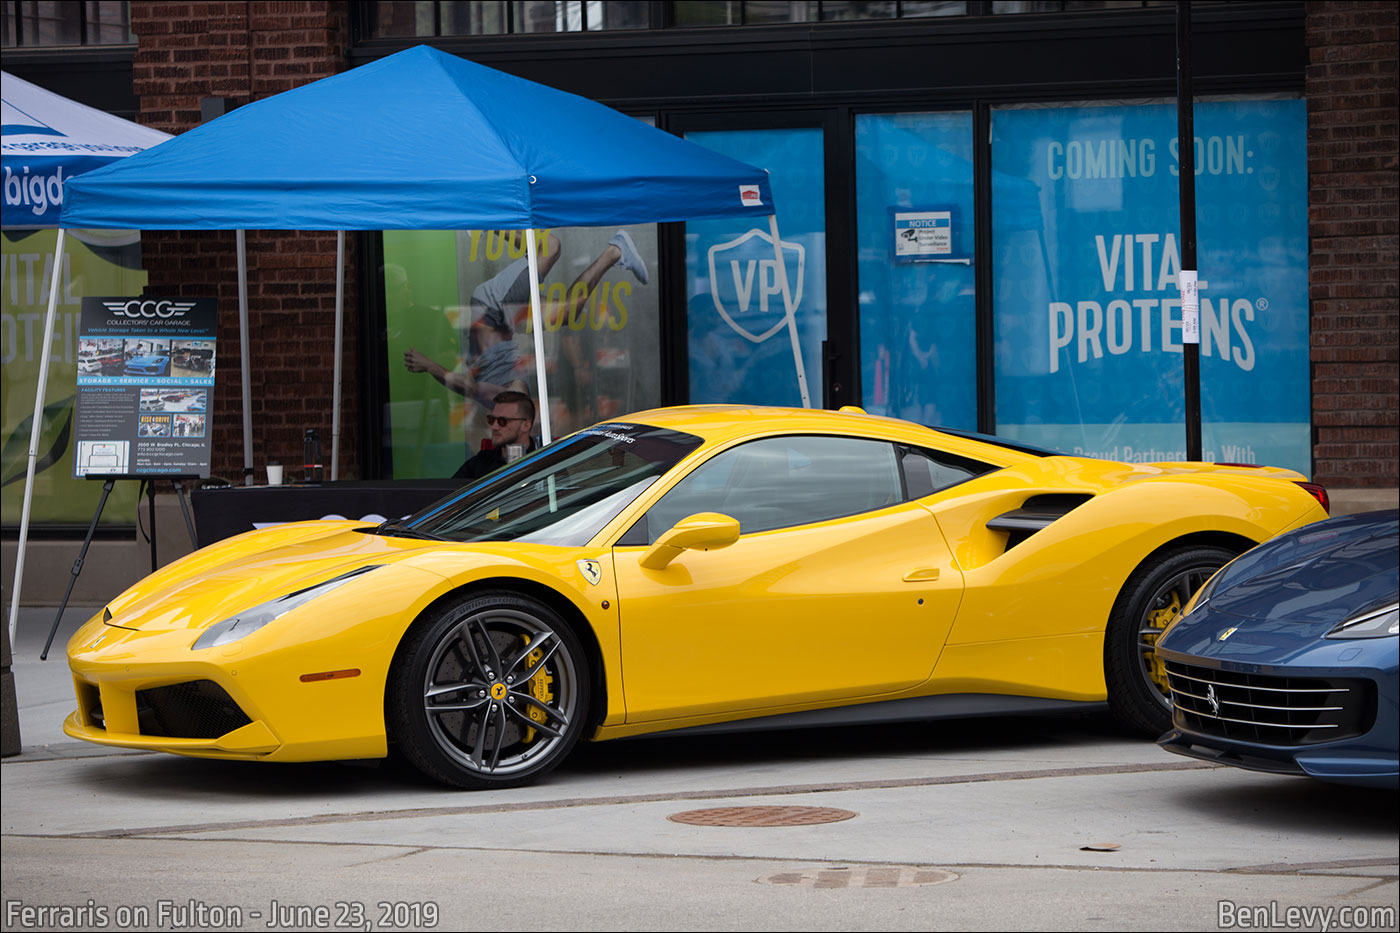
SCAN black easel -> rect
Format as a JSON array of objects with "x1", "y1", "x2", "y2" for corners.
[{"x1": 40, "y1": 475, "x2": 199, "y2": 660}]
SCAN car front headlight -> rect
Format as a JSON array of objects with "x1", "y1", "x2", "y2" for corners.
[
  {"x1": 1326, "y1": 603, "x2": 1399, "y2": 640},
  {"x1": 191, "y1": 565, "x2": 382, "y2": 650}
]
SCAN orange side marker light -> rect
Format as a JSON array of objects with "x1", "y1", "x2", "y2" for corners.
[{"x1": 300, "y1": 669, "x2": 361, "y2": 683}]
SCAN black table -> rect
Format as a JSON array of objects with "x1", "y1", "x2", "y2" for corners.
[{"x1": 190, "y1": 479, "x2": 464, "y2": 547}]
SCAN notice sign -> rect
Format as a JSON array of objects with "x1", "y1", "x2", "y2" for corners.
[
  {"x1": 893, "y1": 209, "x2": 953, "y2": 261},
  {"x1": 73, "y1": 297, "x2": 216, "y2": 478}
]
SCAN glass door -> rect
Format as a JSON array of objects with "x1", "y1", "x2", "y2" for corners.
[
  {"x1": 854, "y1": 111, "x2": 977, "y2": 430},
  {"x1": 681, "y1": 126, "x2": 828, "y2": 408}
]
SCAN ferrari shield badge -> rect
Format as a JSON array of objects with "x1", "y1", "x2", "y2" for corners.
[{"x1": 577, "y1": 559, "x2": 603, "y2": 587}]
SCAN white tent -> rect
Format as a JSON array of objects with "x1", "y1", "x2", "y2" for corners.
[
  {"x1": 3, "y1": 72, "x2": 170, "y2": 643},
  {"x1": 2, "y1": 73, "x2": 169, "y2": 227}
]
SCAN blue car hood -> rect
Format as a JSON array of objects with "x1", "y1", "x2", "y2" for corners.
[
  {"x1": 1204, "y1": 509, "x2": 1398, "y2": 626},
  {"x1": 1159, "y1": 511, "x2": 1398, "y2": 662}
]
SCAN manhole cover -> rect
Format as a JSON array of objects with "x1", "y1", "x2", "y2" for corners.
[
  {"x1": 667, "y1": 806, "x2": 857, "y2": 827},
  {"x1": 759, "y1": 867, "x2": 959, "y2": 888}
]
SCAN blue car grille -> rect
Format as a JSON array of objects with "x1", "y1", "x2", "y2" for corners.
[{"x1": 1166, "y1": 661, "x2": 1374, "y2": 747}]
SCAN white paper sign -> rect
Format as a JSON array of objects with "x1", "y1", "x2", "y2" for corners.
[
  {"x1": 1179, "y1": 269, "x2": 1200, "y2": 345},
  {"x1": 894, "y1": 210, "x2": 952, "y2": 259}
]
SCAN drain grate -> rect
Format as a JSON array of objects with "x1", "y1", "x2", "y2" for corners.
[
  {"x1": 759, "y1": 867, "x2": 959, "y2": 888},
  {"x1": 667, "y1": 805, "x2": 857, "y2": 827}
]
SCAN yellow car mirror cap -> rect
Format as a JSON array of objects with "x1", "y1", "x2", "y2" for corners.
[{"x1": 639, "y1": 512, "x2": 740, "y2": 570}]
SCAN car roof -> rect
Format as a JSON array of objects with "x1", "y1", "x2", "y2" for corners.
[{"x1": 618, "y1": 405, "x2": 1041, "y2": 465}]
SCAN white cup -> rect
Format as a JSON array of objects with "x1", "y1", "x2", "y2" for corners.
[
  {"x1": 266, "y1": 462, "x2": 284, "y2": 485},
  {"x1": 505, "y1": 444, "x2": 525, "y2": 463}
]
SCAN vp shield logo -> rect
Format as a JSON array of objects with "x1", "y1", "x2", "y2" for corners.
[
  {"x1": 706, "y1": 227, "x2": 804, "y2": 344},
  {"x1": 103, "y1": 300, "x2": 198, "y2": 319}
]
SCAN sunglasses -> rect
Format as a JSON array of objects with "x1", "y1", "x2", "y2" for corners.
[{"x1": 486, "y1": 415, "x2": 527, "y2": 427}]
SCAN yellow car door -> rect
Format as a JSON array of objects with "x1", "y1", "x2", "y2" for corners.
[{"x1": 611, "y1": 434, "x2": 964, "y2": 725}]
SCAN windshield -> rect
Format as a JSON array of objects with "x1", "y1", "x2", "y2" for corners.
[{"x1": 396, "y1": 423, "x2": 704, "y2": 546}]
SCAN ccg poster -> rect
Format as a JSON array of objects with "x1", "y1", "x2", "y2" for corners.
[{"x1": 73, "y1": 296, "x2": 216, "y2": 478}]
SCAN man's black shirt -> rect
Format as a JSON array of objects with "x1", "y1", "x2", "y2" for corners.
[{"x1": 452, "y1": 438, "x2": 537, "y2": 480}]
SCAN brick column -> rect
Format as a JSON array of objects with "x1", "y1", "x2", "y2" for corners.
[
  {"x1": 1306, "y1": 1, "x2": 1399, "y2": 502},
  {"x1": 129, "y1": 1, "x2": 358, "y2": 482}
]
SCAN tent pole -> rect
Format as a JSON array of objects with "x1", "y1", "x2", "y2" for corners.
[
  {"x1": 525, "y1": 228, "x2": 552, "y2": 444},
  {"x1": 768, "y1": 214, "x2": 811, "y2": 408},
  {"x1": 7, "y1": 228, "x2": 67, "y2": 646},
  {"x1": 236, "y1": 230, "x2": 253, "y2": 483},
  {"x1": 330, "y1": 230, "x2": 344, "y2": 481}
]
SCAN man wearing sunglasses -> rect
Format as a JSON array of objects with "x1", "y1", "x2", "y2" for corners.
[{"x1": 452, "y1": 391, "x2": 538, "y2": 480}]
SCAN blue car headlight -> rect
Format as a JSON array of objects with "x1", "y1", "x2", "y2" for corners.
[
  {"x1": 1326, "y1": 603, "x2": 1399, "y2": 640},
  {"x1": 191, "y1": 565, "x2": 382, "y2": 650}
]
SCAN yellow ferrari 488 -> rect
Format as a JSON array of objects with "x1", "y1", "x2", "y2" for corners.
[{"x1": 66, "y1": 406, "x2": 1329, "y2": 788}]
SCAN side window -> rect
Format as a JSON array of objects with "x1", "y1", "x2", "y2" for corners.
[
  {"x1": 637, "y1": 435, "x2": 903, "y2": 543},
  {"x1": 900, "y1": 445, "x2": 998, "y2": 499}
]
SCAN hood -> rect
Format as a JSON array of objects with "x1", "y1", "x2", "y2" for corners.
[
  {"x1": 104, "y1": 522, "x2": 445, "y2": 632},
  {"x1": 1204, "y1": 509, "x2": 1398, "y2": 627},
  {"x1": 1050, "y1": 457, "x2": 1306, "y2": 484},
  {"x1": 1160, "y1": 510, "x2": 1398, "y2": 661}
]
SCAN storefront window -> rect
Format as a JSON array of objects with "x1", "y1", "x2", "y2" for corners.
[
  {"x1": 855, "y1": 111, "x2": 976, "y2": 428},
  {"x1": 991, "y1": 97, "x2": 1310, "y2": 473},
  {"x1": 381, "y1": 224, "x2": 661, "y2": 478},
  {"x1": 1, "y1": 228, "x2": 146, "y2": 525},
  {"x1": 684, "y1": 127, "x2": 826, "y2": 408},
  {"x1": 1, "y1": 1, "x2": 134, "y2": 46},
  {"x1": 366, "y1": 0, "x2": 649, "y2": 35}
]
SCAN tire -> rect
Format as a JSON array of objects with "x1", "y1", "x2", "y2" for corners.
[
  {"x1": 387, "y1": 591, "x2": 590, "y2": 789},
  {"x1": 1104, "y1": 545, "x2": 1237, "y2": 737}
]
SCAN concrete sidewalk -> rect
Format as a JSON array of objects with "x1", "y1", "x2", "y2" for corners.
[
  {"x1": 8, "y1": 606, "x2": 101, "y2": 752},
  {"x1": 3, "y1": 606, "x2": 1397, "y2": 931}
]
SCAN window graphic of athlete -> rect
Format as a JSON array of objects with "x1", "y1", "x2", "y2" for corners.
[{"x1": 403, "y1": 229, "x2": 648, "y2": 412}]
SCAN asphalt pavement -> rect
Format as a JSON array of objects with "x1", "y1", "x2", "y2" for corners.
[{"x1": 3, "y1": 606, "x2": 1396, "y2": 932}]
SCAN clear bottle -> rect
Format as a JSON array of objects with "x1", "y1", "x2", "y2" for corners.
[{"x1": 304, "y1": 428, "x2": 323, "y2": 483}]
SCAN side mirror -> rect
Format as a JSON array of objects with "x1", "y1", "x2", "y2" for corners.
[{"x1": 638, "y1": 512, "x2": 740, "y2": 570}]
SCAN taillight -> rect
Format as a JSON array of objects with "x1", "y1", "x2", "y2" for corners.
[{"x1": 1295, "y1": 481, "x2": 1330, "y2": 514}]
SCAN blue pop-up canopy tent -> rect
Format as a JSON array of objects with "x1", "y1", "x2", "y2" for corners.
[
  {"x1": 62, "y1": 46, "x2": 775, "y2": 231},
  {"x1": 13, "y1": 47, "x2": 799, "y2": 636}
]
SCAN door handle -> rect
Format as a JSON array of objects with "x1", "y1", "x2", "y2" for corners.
[{"x1": 902, "y1": 567, "x2": 940, "y2": 582}]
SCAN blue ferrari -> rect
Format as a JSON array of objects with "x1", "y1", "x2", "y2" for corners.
[
  {"x1": 1157, "y1": 509, "x2": 1398, "y2": 788},
  {"x1": 126, "y1": 355, "x2": 170, "y2": 376}
]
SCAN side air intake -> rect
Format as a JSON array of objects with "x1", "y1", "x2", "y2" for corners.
[{"x1": 987, "y1": 493, "x2": 1093, "y2": 551}]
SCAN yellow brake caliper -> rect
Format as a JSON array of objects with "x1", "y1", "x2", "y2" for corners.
[
  {"x1": 521, "y1": 637, "x2": 554, "y2": 743},
  {"x1": 1144, "y1": 591, "x2": 1182, "y2": 692}
]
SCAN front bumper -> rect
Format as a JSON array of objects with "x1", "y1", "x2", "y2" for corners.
[
  {"x1": 1156, "y1": 640, "x2": 1398, "y2": 790},
  {"x1": 64, "y1": 608, "x2": 398, "y2": 763},
  {"x1": 1159, "y1": 729, "x2": 1398, "y2": 789}
]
